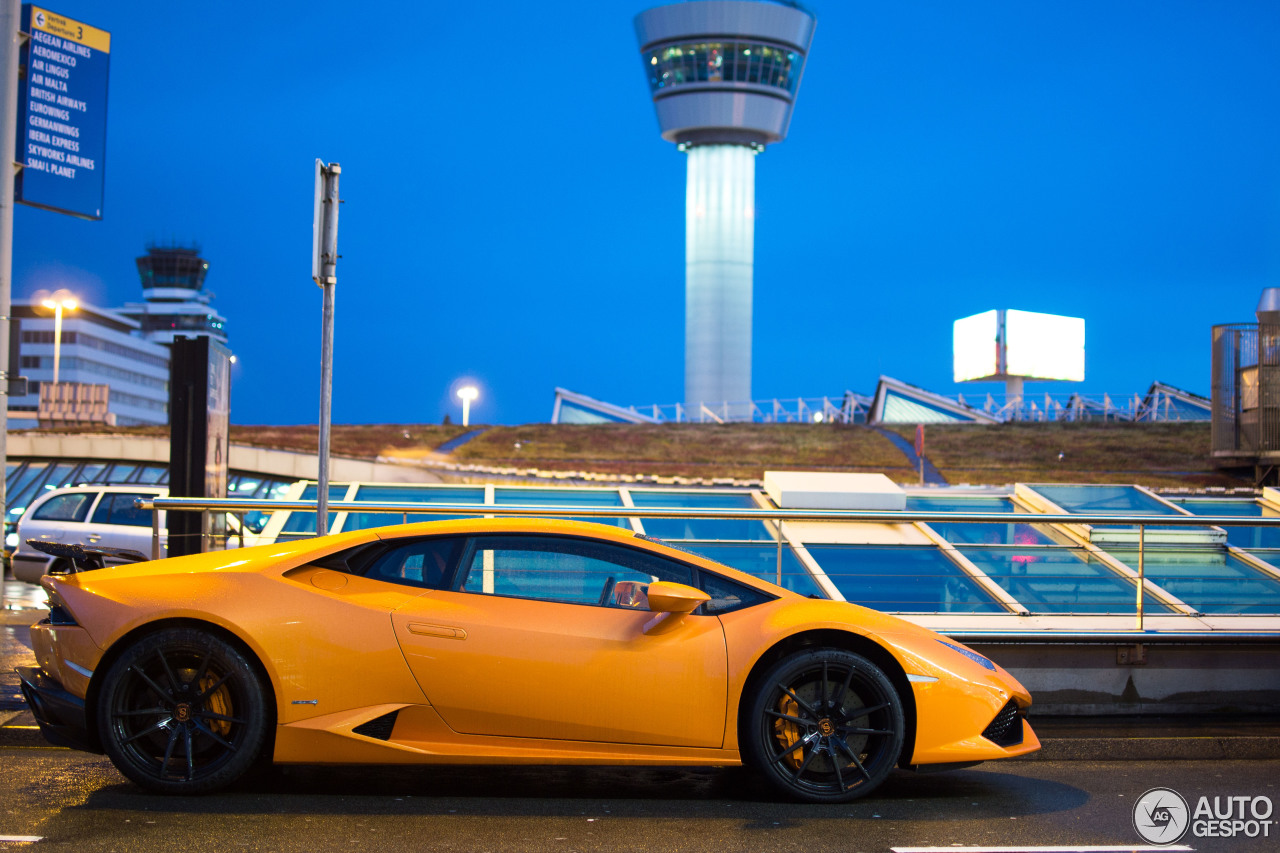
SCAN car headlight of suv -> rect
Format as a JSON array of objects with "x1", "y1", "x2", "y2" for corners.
[{"x1": 938, "y1": 640, "x2": 997, "y2": 671}]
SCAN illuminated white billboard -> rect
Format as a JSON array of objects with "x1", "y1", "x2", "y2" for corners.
[
  {"x1": 953, "y1": 309, "x2": 1085, "y2": 382},
  {"x1": 953, "y1": 310, "x2": 1000, "y2": 382},
  {"x1": 1005, "y1": 309, "x2": 1084, "y2": 381}
]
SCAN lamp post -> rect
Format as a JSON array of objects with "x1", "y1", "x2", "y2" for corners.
[
  {"x1": 41, "y1": 295, "x2": 77, "y2": 385},
  {"x1": 457, "y1": 385, "x2": 479, "y2": 427}
]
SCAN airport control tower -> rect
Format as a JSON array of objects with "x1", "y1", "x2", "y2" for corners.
[{"x1": 634, "y1": 0, "x2": 815, "y2": 418}]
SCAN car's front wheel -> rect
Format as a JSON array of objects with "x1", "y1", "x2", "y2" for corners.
[
  {"x1": 743, "y1": 648, "x2": 904, "y2": 803},
  {"x1": 96, "y1": 627, "x2": 270, "y2": 794}
]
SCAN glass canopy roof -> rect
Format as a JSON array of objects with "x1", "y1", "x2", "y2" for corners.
[{"x1": 252, "y1": 481, "x2": 1280, "y2": 620}]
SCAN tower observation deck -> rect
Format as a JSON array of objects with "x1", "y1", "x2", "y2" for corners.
[
  {"x1": 121, "y1": 245, "x2": 229, "y2": 345},
  {"x1": 635, "y1": 0, "x2": 815, "y2": 418}
]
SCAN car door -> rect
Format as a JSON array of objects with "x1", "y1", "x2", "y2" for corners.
[
  {"x1": 84, "y1": 491, "x2": 164, "y2": 559},
  {"x1": 390, "y1": 533, "x2": 728, "y2": 748}
]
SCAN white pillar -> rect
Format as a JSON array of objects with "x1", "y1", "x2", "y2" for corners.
[{"x1": 685, "y1": 144, "x2": 755, "y2": 419}]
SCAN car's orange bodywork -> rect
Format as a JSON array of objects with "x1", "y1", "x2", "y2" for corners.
[{"x1": 30, "y1": 518, "x2": 1039, "y2": 772}]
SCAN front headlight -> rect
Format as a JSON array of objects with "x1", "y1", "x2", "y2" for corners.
[
  {"x1": 4, "y1": 532, "x2": 16, "y2": 549},
  {"x1": 938, "y1": 640, "x2": 997, "y2": 671}
]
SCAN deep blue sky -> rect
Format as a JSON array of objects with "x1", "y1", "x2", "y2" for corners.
[{"x1": 14, "y1": 0, "x2": 1280, "y2": 425}]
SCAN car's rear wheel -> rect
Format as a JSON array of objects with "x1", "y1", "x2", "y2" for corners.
[
  {"x1": 743, "y1": 648, "x2": 904, "y2": 803},
  {"x1": 96, "y1": 627, "x2": 269, "y2": 794}
]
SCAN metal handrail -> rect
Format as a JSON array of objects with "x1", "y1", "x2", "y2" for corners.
[
  {"x1": 944, "y1": 632, "x2": 1280, "y2": 645},
  {"x1": 136, "y1": 497, "x2": 1280, "y2": 527},
  {"x1": 137, "y1": 498, "x2": 1280, "y2": 633}
]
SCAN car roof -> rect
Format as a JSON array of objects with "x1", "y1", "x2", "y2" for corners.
[
  {"x1": 25, "y1": 485, "x2": 166, "y2": 507},
  {"x1": 371, "y1": 516, "x2": 801, "y2": 600}
]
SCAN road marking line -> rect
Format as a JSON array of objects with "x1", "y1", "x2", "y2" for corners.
[
  {"x1": 891, "y1": 847, "x2": 1194, "y2": 852},
  {"x1": 0, "y1": 836, "x2": 42, "y2": 843}
]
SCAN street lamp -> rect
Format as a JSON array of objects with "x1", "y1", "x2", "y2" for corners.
[
  {"x1": 40, "y1": 294, "x2": 77, "y2": 385},
  {"x1": 457, "y1": 385, "x2": 479, "y2": 427}
]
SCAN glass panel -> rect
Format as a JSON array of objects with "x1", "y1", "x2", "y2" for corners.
[
  {"x1": 644, "y1": 40, "x2": 800, "y2": 95},
  {"x1": 102, "y1": 463, "x2": 138, "y2": 483},
  {"x1": 75, "y1": 463, "x2": 107, "y2": 484},
  {"x1": 1169, "y1": 499, "x2": 1280, "y2": 550},
  {"x1": 629, "y1": 490, "x2": 772, "y2": 540},
  {"x1": 806, "y1": 545, "x2": 1004, "y2": 613},
  {"x1": 16, "y1": 462, "x2": 80, "y2": 516},
  {"x1": 40, "y1": 462, "x2": 77, "y2": 491},
  {"x1": 228, "y1": 475, "x2": 262, "y2": 496},
  {"x1": 882, "y1": 390, "x2": 975, "y2": 423},
  {"x1": 262, "y1": 480, "x2": 293, "y2": 500},
  {"x1": 134, "y1": 465, "x2": 167, "y2": 484},
  {"x1": 1030, "y1": 484, "x2": 1200, "y2": 534},
  {"x1": 280, "y1": 484, "x2": 347, "y2": 535},
  {"x1": 1106, "y1": 548, "x2": 1280, "y2": 615},
  {"x1": 678, "y1": 543, "x2": 822, "y2": 597},
  {"x1": 1030, "y1": 484, "x2": 1180, "y2": 515},
  {"x1": 6, "y1": 462, "x2": 48, "y2": 517},
  {"x1": 906, "y1": 495, "x2": 1053, "y2": 545},
  {"x1": 345, "y1": 485, "x2": 486, "y2": 531},
  {"x1": 492, "y1": 488, "x2": 629, "y2": 528},
  {"x1": 960, "y1": 547, "x2": 1171, "y2": 614}
]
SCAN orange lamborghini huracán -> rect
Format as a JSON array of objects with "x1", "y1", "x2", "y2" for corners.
[{"x1": 20, "y1": 518, "x2": 1038, "y2": 801}]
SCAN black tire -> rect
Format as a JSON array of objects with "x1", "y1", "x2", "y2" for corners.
[
  {"x1": 743, "y1": 648, "x2": 904, "y2": 803},
  {"x1": 96, "y1": 627, "x2": 270, "y2": 794}
]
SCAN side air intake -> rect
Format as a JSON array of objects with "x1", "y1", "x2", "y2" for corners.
[{"x1": 352, "y1": 710, "x2": 400, "y2": 741}]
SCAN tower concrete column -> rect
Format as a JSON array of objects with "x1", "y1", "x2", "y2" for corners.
[{"x1": 686, "y1": 144, "x2": 755, "y2": 417}]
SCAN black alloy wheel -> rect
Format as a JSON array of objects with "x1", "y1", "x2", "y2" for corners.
[
  {"x1": 744, "y1": 648, "x2": 904, "y2": 803},
  {"x1": 97, "y1": 627, "x2": 269, "y2": 794}
]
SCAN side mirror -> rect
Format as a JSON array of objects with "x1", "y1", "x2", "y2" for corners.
[
  {"x1": 642, "y1": 582, "x2": 710, "y2": 636},
  {"x1": 646, "y1": 581, "x2": 710, "y2": 614}
]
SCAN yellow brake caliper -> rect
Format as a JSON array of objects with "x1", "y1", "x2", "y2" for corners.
[
  {"x1": 200, "y1": 673, "x2": 233, "y2": 737},
  {"x1": 773, "y1": 694, "x2": 804, "y2": 769},
  {"x1": 179, "y1": 667, "x2": 233, "y2": 737}
]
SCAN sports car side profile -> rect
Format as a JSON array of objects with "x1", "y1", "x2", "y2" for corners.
[{"x1": 19, "y1": 518, "x2": 1039, "y2": 801}]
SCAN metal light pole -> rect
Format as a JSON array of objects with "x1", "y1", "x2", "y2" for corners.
[
  {"x1": 312, "y1": 160, "x2": 340, "y2": 536},
  {"x1": 0, "y1": 0, "x2": 21, "y2": 612},
  {"x1": 42, "y1": 296, "x2": 76, "y2": 384}
]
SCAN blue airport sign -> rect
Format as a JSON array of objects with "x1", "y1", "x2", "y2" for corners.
[{"x1": 15, "y1": 5, "x2": 110, "y2": 220}]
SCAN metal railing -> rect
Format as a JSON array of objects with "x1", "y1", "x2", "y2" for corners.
[
  {"x1": 623, "y1": 390, "x2": 1208, "y2": 424},
  {"x1": 138, "y1": 496, "x2": 1280, "y2": 634}
]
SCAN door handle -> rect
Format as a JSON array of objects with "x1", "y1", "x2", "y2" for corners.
[{"x1": 406, "y1": 623, "x2": 467, "y2": 640}]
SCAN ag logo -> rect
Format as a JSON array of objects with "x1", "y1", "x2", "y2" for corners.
[
  {"x1": 34, "y1": 10, "x2": 45, "y2": 28},
  {"x1": 1133, "y1": 787, "x2": 1190, "y2": 845}
]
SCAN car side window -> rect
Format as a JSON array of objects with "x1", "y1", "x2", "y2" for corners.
[
  {"x1": 31, "y1": 492, "x2": 95, "y2": 523},
  {"x1": 457, "y1": 535, "x2": 693, "y2": 609},
  {"x1": 363, "y1": 537, "x2": 466, "y2": 589},
  {"x1": 700, "y1": 572, "x2": 772, "y2": 614},
  {"x1": 90, "y1": 494, "x2": 154, "y2": 528}
]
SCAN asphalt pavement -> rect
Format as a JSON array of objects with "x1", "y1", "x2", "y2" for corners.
[
  {"x1": 3, "y1": 577, "x2": 1280, "y2": 851},
  {"x1": 0, "y1": 752, "x2": 1278, "y2": 852}
]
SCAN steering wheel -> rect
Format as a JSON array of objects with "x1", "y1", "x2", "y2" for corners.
[{"x1": 598, "y1": 576, "x2": 617, "y2": 607}]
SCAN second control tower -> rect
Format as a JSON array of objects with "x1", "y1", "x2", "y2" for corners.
[{"x1": 635, "y1": 0, "x2": 815, "y2": 418}]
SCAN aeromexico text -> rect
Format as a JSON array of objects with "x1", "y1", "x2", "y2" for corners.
[{"x1": 25, "y1": 29, "x2": 95, "y2": 179}]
